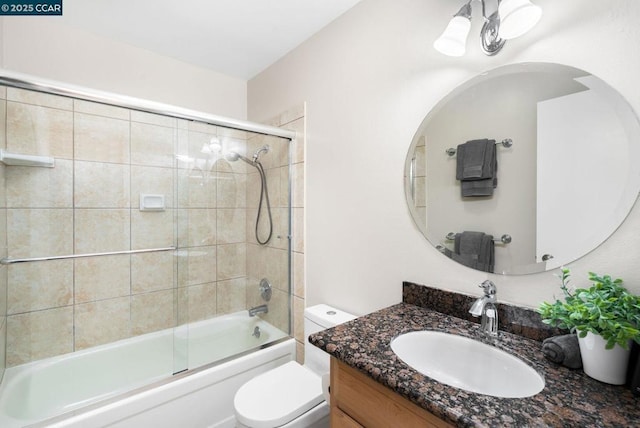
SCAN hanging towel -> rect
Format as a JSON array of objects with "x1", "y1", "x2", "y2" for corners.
[
  {"x1": 542, "y1": 334, "x2": 582, "y2": 369},
  {"x1": 451, "y1": 231, "x2": 494, "y2": 273},
  {"x1": 455, "y1": 139, "x2": 497, "y2": 197}
]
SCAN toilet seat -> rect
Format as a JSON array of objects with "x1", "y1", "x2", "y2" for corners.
[{"x1": 234, "y1": 361, "x2": 324, "y2": 428}]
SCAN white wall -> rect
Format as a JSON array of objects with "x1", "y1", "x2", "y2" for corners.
[
  {"x1": 248, "y1": 0, "x2": 640, "y2": 314},
  {"x1": 0, "y1": 18, "x2": 247, "y2": 118}
]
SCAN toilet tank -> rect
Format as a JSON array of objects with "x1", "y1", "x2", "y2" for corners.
[{"x1": 304, "y1": 304, "x2": 356, "y2": 375}]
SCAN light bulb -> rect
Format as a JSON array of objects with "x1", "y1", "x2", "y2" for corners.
[
  {"x1": 498, "y1": 0, "x2": 542, "y2": 40},
  {"x1": 433, "y1": 15, "x2": 472, "y2": 57}
]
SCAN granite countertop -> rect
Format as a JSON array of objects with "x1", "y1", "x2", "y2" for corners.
[{"x1": 309, "y1": 302, "x2": 640, "y2": 427}]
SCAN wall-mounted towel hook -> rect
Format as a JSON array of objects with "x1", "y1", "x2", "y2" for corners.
[
  {"x1": 446, "y1": 138, "x2": 513, "y2": 157},
  {"x1": 446, "y1": 232, "x2": 512, "y2": 244}
]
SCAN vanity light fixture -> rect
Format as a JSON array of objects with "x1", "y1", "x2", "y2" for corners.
[{"x1": 433, "y1": 0, "x2": 541, "y2": 57}]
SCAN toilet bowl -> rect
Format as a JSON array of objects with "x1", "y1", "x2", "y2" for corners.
[{"x1": 234, "y1": 304, "x2": 356, "y2": 428}]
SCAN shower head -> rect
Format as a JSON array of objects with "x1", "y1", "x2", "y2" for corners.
[
  {"x1": 225, "y1": 151, "x2": 255, "y2": 165},
  {"x1": 252, "y1": 145, "x2": 270, "y2": 162}
]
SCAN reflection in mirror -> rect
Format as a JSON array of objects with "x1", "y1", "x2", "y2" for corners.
[{"x1": 405, "y1": 63, "x2": 640, "y2": 275}]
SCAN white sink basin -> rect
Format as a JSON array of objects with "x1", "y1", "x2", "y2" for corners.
[{"x1": 390, "y1": 331, "x2": 544, "y2": 398}]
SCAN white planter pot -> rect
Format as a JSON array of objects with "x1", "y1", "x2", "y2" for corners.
[{"x1": 577, "y1": 331, "x2": 631, "y2": 385}]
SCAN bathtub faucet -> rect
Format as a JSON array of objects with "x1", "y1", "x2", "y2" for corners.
[{"x1": 248, "y1": 304, "x2": 268, "y2": 317}]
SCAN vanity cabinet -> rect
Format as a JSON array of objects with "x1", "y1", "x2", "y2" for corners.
[{"x1": 330, "y1": 357, "x2": 453, "y2": 428}]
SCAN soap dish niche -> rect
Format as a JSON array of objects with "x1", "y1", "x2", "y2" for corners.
[{"x1": 140, "y1": 194, "x2": 165, "y2": 211}]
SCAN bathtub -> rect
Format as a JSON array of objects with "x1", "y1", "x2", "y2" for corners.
[{"x1": 0, "y1": 311, "x2": 294, "y2": 428}]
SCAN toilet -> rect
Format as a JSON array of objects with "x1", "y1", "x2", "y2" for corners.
[{"x1": 234, "y1": 304, "x2": 356, "y2": 428}]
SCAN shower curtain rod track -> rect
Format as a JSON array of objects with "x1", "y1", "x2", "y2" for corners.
[
  {"x1": 0, "y1": 70, "x2": 296, "y2": 140},
  {"x1": 0, "y1": 247, "x2": 176, "y2": 265}
]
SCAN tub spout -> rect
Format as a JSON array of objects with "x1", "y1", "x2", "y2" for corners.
[{"x1": 248, "y1": 304, "x2": 268, "y2": 317}]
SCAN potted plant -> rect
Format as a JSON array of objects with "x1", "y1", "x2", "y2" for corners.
[{"x1": 538, "y1": 269, "x2": 640, "y2": 384}]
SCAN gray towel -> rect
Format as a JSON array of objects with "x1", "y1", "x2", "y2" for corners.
[
  {"x1": 456, "y1": 139, "x2": 497, "y2": 197},
  {"x1": 542, "y1": 334, "x2": 582, "y2": 369},
  {"x1": 451, "y1": 231, "x2": 494, "y2": 273}
]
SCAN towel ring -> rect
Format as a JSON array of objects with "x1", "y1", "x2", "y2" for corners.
[{"x1": 446, "y1": 139, "x2": 513, "y2": 157}]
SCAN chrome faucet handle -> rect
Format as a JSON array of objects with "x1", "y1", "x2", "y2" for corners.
[{"x1": 478, "y1": 280, "x2": 497, "y2": 297}]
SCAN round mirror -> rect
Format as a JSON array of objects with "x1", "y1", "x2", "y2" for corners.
[{"x1": 405, "y1": 63, "x2": 640, "y2": 275}]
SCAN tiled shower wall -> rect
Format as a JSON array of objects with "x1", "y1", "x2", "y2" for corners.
[{"x1": 0, "y1": 86, "x2": 291, "y2": 368}]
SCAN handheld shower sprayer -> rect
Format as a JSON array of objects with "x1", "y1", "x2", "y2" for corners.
[{"x1": 224, "y1": 145, "x2": 273, "y2": 245}]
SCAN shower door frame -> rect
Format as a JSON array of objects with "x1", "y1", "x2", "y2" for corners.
[{"x1": 0, "y1": 69, "x2": 296, "y2": 371}]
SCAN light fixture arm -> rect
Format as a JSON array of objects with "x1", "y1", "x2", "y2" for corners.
[
  {"x1": 479, "y1": 0, "x2": 505, "y2": 56},
  {"x1": 434, "y1": 0, "x2": 541, "y2": 57},
  {"x1": 455, "y1": 1, "x2": 472, "y2": 20}
]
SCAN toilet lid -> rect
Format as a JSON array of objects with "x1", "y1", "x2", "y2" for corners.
[{"x1": 234, "y1": 361, "x2": 324, "y2": 428}]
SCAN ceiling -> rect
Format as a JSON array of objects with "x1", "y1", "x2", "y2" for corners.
[{"x1": 58, "y1": 0, "x2": 363, "y2": 80}]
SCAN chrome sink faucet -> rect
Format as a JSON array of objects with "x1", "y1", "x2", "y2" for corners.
[{"x1": 469, "y1": 280, "x2": 499, "y2": 338}]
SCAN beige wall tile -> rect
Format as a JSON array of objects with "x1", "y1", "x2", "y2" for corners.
[
  {"x1": 184, "y1": 282, "x2": 217, "y2": 323},
  {"x1": 245, "y1": 171, "x2": 261, "y2": 209},
  {"x1": 7, "y1": 102, "x2": 73, "y2": 158},
  {"x1": 7, "y1": 209, "x2": 73, "y2": 258},
  {"x1": 217, "y1": 172, "x2": 246, "y2": 208},
  {"x1": 132, "y1": 250, "x2": 175, "y2": 293},
  {"x1": 249, "y1": 287, "x2": 288, "y2": 334},
  {"x1": 216, "y1": 278, "x2": 246, "y2": 315},
  {"x1": 74, "y1": 100, "x2": 129, "y2": 120},
  {"x1": 74, "y1": 113, "x2": 130, "y2": 163},
  {"x1": 293, "y1": 251, "x2": 305, "y2": 299},
  {"x1": 177, "y1": 168, "x2": 216, "y2": 209},
  {"x1": 7, "y1": 306, "x2": 73, "y2": 366},
  {"x1": 74, "y1": 209, "x2": 130, "y2": 253},
  {"x1": 0, "y1": 100, "x2": 6, "y2": 150},
  {"x1": 74, "y1": 161, "x2": 130, "y2": 208},
  {"x1": 0, "y1": 265, "x2": 6, "y2": 318},
  {"x1": 131, "y1": 110, "x2": 176, "y2": 128},
  {"x1": 0, "y1": 86, "x2": 6, "y2": 99},
  {"x1": 131, "y1": 210, "x2": 174, "y2": 250},
  {"x1": 278, "y1": 166, "x2": 289, "y2": 208},
  {"x1": 131, "y1": 290, "x2": 175, "y2": 336},
  {"x1": 6, "y1": 159, "x2": 73, "y2": 208},
  {"x1": 293, "y1": 295, "x2": 304, "y2": 343},
  {"x1": 179, "y1": 209, "x2": 216, "y2": 247},
  {"x1": 187, "y1": 121, "x2": 218, "y2": 135},
  {"x1": 217, "y1": 243, "x2": 246, "y2": 280},
  {"x1": 74, "y1": 255, "x2": 130, "y2": 303},
  {"x1": 0, "y1": 320, "x2": 6, "y2": 375},
  {"x1": 293, "y1": 208, "x2": 304, "y2": 254},
  {"x1": 132, "y1": 165, "x2": 174, "y2": 209},
  {"x1": 7, "y1": 88, "x2": 72, "y2": 110},
  {"x1": 258, "y1": 207, "x2": 288, "y2": 251},
  {"x1": 0, "y1": 209, "x2": 7, "y2": 258},
  {"x1": 296, "y1": 340, "x2": 304, "y2": 365},
  {"x1": 292, "y1": 163, "x2": 304, "y2": 209},
  {"x1": 131, "y1": 122, "x2": 176, "y2": 167},
  {"x1": 8, "y1": 260, "x2": 73, "y2": 313},
  {"x1": 217, "y1": 208, "x2": 246, "y2": 244},
  {"x1": 178, "y1": 246, "x2": 216, "y2": 287},
  {"x1": 75, "y1": 297, "x2": 130, "y2": 350},
  {"x1": 288, "y1": 117, "x2": 305, "y2": 165},
  {"x1": 0, "y1": 165, "x2": 6, "y2": 210},
  {"x1": 218, "y1": 127, "x2": 247, "y2": 141},
  {"x1": 247, "y1": 244, "x2": 288, "y2": 293}
]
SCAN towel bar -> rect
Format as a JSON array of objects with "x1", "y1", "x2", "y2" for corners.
[
  {"x1": 446, "y1": 139, "x2": 512, "y2": 156},
  {"x1": 0, "y1": 246, "x2": 176, "y2": 265},
  {"x1": 445, "y1": 232, "x2": 512, "y2": 244}
]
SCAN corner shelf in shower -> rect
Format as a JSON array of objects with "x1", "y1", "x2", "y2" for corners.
[{"x1": 0, "y1": 149, "x2": 55, "y2": 167}]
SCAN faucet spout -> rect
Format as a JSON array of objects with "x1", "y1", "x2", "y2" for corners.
[
  {"x1": 469, "y1": 280, "x2": 499, "y2": 338},
  {"x1": 248, "y1": 304, "x2": 268, "y2": 317}
]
